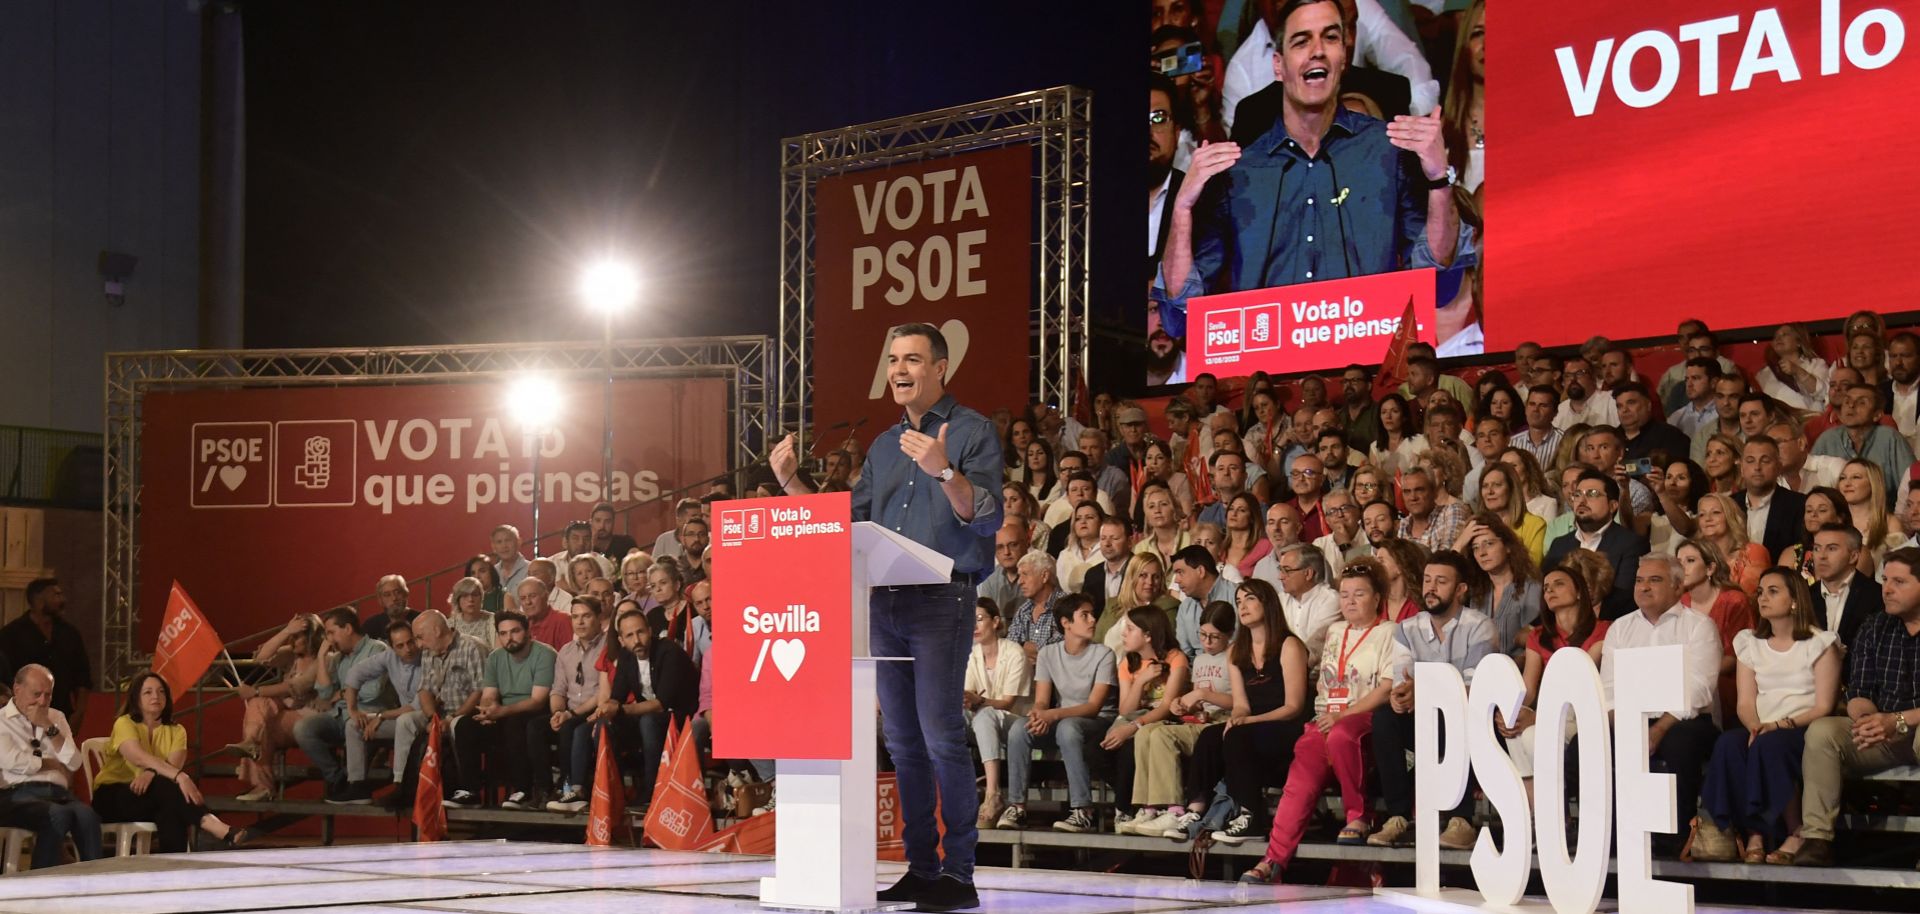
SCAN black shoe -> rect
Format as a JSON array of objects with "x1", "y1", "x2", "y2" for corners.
[
  {"x1": 381, "y1": 784, "x2": 415, "y2": 810},
  {"x1": 326, "y1": 781, "x2": 375, "y2": 805},
  {"x1": 914, "y1": 874, "x2": 979, "y2": 913},
  {"x1": 322, "y1": 778, "x2": 350, "y2": 803},
  {"x1": 876, "y1": 871, "x2": 938, "y2": 904}
]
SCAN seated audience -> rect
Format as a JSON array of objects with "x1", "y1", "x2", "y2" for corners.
[
  {"x1": 1674, "y1": 538, "x2": 1757, "y2": 719},
  {"x1": 980, "y1": 521, "x2": 1031, "y2": 612},
  {"x1": 1733, "y1": 437, "x2": 1807, "y2": 564},
  {"x1": 490, "y1": 524, "x2": 531, "y2": 591},
  {"x1": 1373, "y1": 537, "x2": 1429, "y2": 623},
  {"x1": 95, "y1": 673, "x2": 249, "y2": 852},
  {"x1": 1474, "y1": 462, "x2": 1546, "y2": 564},
  {"x1": 1056, "y1": 502, "x2": 1107, "y2": 592},
  {"x1": 448, "y1": 575, "x2": 498, "y2": 647},
  {"x1": 1123, "y1": 601, "x2": 1236, "y2": 838},
  {"x1": 1133, "y1": 480, "x2": 1192, "y2": 570},
  {"x1": 1006, "y1": 551, "x2": 1070, "y2": 662},
  {"x1": 1313, "y1": 489, "x2": 1372, "y2": 574},
  {"x1": 451, "y1": 612, "x2": 557, "y2": 809},
  {"x1": 0, "y1": 664, "x2": 102, "y2": 868},
  {"x1": 1544, "y1": 470, "x2": 1648, "y2": 620},
  {"x1": 1693, "y1": 569, "x2": 1841, "y2": 863},
  {"x1": 1778, "y1": 488, "x2": 1850, "y2": 581},
  {"x1": 967, "y1": 600, "x2": 1032, "y2": 829},
  {"x1": 1240, "y1": 560, "x2": 1396, "y2": 879},
  {"x1": 228, "y1": 613, "x2": 324, "y2": 801},
  {"x1": 292, "y1": 607, "x2": 393, "y2": 801},
  {"x1": 361, "y1": 574, "x2": 420, "y2": 643},
  {"x1": 1099, "y1": 554, "x2": 1178, "y2": 656},
  {"x1": 1270, "y1": 543, "x2": 1341, "y2": 671},
  {"x1": 1788, "y1": 548, "x2": 1920, "y2": 867},
  {"x1": 1838, "y1": 458, "x2": 1902, "y2": 574},
  {"x1": 1104, "y1": 607, "x2": 1190, "y2": 834},
  {"x1": 1367, "y1": 551, "x2": 1496, "y2": 849},
  {"x1": 408, "y1": 610, "x2": 488, "y2": 808},
  {"x1": 1650, "y1": 458, "x2": 1710, "y2": 552},
  {"x1": 1171, "y1": 545, "x2": 1239, "y2": 659},
  {"x1": 1141, "y1": 439, "x2": 1196, "y2": 519},
  {"x1": 515, "y1": 572, "x2": 573, "y2": 649},
  {"x1": 1597, "y1": 554, "x2": 1723, "y2": 858},
  {"x1": 590, "y1": 604, "x2": 699, "y2": 810},
  {"x1": 1808, "y1": 522, "x2": 1882, "y2": 652},
  {"x1": 331, "y1": 618, "x2": 424, "y2": 805},
  {"x1": 545, "y1": 596, "x2": 611, "y2": 813},
  {"x1": 1191, "y1": 579, "x2": 1312, "y2": 848},
  {"x1": 1460, "y1": 513, "x2": 1543, "y2": 659},
  {"x1": 1221, "y1": 493, "x2": 1272, "y2": 580},
  {"x1": 618, "y1": 552, "x2": 655, "y2": 605},
  {"x1": 1813, "y1": 384, "x2": 1914, "y2": 489},
  {"x1": 462, "y1": 554, "x2": 507, "y2": 616},
  {"x1": 1398, "y1": 468, "x2": 1470, "y2": 553},
  {"x1": 589, "y1": 501, "x2": 639, "y2": 560},
  {"x1": 999, "y1": 594, "x2": 1118, "y2": 833},
  {"x1": 1496, "y1": 567, "x2": 1608, "y2": 798},
  {"x1": 1080, "y1": 516, "x2": 1135, "y2": 614},
  {"x1": 1695, "y1": 493, "x2": 1769, "y2": 597}
]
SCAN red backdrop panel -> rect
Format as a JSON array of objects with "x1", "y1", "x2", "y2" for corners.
[
  {"x1": 138, "y1": 378, "x2": 728, "y2": 642},
  {"x1": 710, "y1": 492, "x2": 853, "y2": 760},
  {"x1": 1486, "y1": 3, "x2": 1918, "y2": 348},
  {"x1": 811, "y1": 144, "x2": 1033, "y2": 449}
]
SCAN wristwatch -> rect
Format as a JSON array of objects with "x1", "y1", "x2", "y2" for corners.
[
  {"x1": 1424, "y1": 166, "x2": 1457, "y2": 193},
  {"x1": 1897, "y1": 714, "x2": 1912, "y2": 737},
  {"x1": 936, "y1": 466, "x2": 956, "y2": 483}
]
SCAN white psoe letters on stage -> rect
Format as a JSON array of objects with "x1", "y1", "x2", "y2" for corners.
[{"x1": 1413, "y1": 644, "x2": 1693, "y2": 914}]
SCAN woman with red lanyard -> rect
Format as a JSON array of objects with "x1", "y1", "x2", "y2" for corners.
[{"x1": 1241, "y1": 558, "x2": 1401, "y2": 883}]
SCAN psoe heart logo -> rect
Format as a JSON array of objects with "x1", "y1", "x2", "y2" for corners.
[
  {"x1": 190, "y1": 422, "x2": 273, "y2": 508},
  {"x1": 744, "y1": 604, "x2": 819, "y2": 682}
]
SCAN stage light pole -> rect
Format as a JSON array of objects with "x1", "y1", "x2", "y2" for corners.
[
  {"x1": 506, "y1": 376, "x2": 562, "y2": 552},
  {"x1": 578, "y1": 259, "x2": 640, "y2": 501}
]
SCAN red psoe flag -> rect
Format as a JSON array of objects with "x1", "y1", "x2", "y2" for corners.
[
  {"x1": 699, "y1": 809, "x2": 777, "y2": 855},
  {"x1": 152, "y1": 581, "x2": 225, "y2": 698},
  {"x1": 587, "y1": 723, "x2": 632, "y2": 847},
  {"x1": 1372, "y1": 296, "x2": 1421, "y2": 402},
  {"x1": 642, "y1": 721, "x2": 715, "y2": 849},
  {"x1": 413, "y1": 716, "x2": 448, "y2": 842}
]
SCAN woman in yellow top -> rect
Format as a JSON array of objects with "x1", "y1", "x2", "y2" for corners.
[{"x1": 93, "y1": 672, "x2": 251, "y2": 852}]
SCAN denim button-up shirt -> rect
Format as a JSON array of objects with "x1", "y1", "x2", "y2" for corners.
[{"x1": 853, "y1": 393, "x2": 1004, "y2": 575}]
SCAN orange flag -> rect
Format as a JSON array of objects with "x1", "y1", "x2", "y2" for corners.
[
  {"x1": 587, "y1": 723, "x2": 632, "y2": 847},
  {"x1": 1371, "y1": 296, "x2": 1421, "y2": 402},
  {"x1": 642, "y1": 721, "x2": 715, "y2": 849},
  {"x1": 413, "y1": 716, "x2": 448, "y2": 842},
  {"x1": 152, "y1": 581, "x2": 225, "y2": 698},
  {"x1": 699, "y1": 809, "x2": 777, "y2": 855}
]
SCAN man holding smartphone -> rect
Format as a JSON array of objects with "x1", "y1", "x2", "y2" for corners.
[{"x1": 771, "y1": 322, "x2": 1003, "y2": 913}]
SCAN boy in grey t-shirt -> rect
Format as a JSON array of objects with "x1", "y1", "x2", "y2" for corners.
[{"x1": 998, "y1": 594, "x2": 1117, "y2": 833}]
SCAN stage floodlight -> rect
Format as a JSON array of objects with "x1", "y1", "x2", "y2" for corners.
[
  {"x1": 578, "y1": 259, "x2": 640, "y2": 315},
  {"x1": 506, "y1": 376, "x2": 562, "y2": 433}
]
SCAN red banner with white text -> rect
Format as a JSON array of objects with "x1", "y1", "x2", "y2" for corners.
[
  {"x1": 1486, "y1": 2, "x2": 1918, "y2": 347},
  {"x1": 137, "y1": 378, "x2": 728, "y2": 643},
  {"x1": 711, "y1": 492, "x2": 852, "y2": 761},
  {"x1": 811, "y1": 144, "x2": 1032, "y2": 449},
  {"x1": 1186, "y1": 269, "x2": 1437, "y2": 377}
]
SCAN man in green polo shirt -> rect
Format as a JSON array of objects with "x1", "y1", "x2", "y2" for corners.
[{"x1": 449, "y1": 611, "x2": 556, "y2": 809}]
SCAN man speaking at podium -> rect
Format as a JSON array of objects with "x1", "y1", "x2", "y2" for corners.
[{"x1": 772, "y1": 322, "x2": 1003, "y2": 912}]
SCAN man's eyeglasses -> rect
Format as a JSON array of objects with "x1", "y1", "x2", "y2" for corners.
[
  {"x1": 1323, "y1": 505, "x2": 1352, "y2": 516},
  {"x1": 1574, "y1": 488, "x2": 1610, "y2": 500},
  {"x1": 1149, "y1": 109, "x2": 1171, "y2": 127},
  {"x1": 1289, "y1": 469, "x2": 1321, "y2": 480},
  {"x1": 1353, "y1": 481, "x2": 1382, "y2": 491},
  {"x1": 1277, "y1": 565, "x2": 1304, "y2": 576}
]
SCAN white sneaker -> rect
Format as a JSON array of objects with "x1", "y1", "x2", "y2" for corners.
[
  {"x1": 1111, "y1": 808, "x2": 1148, "y2": 835},
  {"x1": 1161, "y1": 810, "x2": 1202, "y2": 840},
  {"x1": 442, "y1": 789, "x2": 477, "y2": 809},
  {"x1": 1053, "y1": 808, "x2": 1096, "y2": 833},
  {"x1": 1127, "y1": 809, "x2": 1181, "y2": 837},
  {"x1": 500, "y1": 791, "x2": 531, "y2": 810},
  {"x1": 996, "y1": 805, "x2": 1026, "y2": 830},
  {"x1": 1210, "y1": 813, "x2": 1256, "y2": 845}
]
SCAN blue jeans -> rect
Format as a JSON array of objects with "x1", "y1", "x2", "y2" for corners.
[
  {"x1": 1007, "y1": 715, "x2": 1113, "y2": 809},
  {"x1": 0, "y1": 782, "x2": 102, "y2": 867},
  {"x1": 293, "y1": 712, "x2": 348, "y2": 786},
  {"x1": 872, "y1": 580, "x2": 977, "y2": 883}
]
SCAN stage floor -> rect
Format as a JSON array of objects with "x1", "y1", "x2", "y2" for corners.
[{"x1": 0, "y1": 840, "x2": 1854, "y2": 914}]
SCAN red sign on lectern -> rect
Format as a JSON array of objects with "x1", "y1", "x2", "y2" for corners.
[{"x1": 712, "y1": 491, "x2": 854, "y2": 760}]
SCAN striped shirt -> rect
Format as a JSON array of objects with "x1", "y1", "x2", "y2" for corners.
[{"x1": 422, "y1": 634, "x2": 490, "y2": 710}]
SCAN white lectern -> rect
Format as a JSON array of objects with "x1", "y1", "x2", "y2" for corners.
[{"x1": 759, "y1": 521, "x2": 954, "y2": 913}]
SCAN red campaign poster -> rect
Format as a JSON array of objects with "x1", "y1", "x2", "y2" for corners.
[
  {"x1": 1485, "y1": 2, "x2": 1918, "y2": 348},
  {"x1": 1185, "y1": 269, "x2": 1436, "y2": 376},
  {"x1": 710, "y1": 492, "x2": 853, "y2": 761},
  {"x1": 138, "y1": 378, "x2": 728, "y2": 643},
  {"x1": 811, "y1": 144, "x2": 1032, "y2": 450}
]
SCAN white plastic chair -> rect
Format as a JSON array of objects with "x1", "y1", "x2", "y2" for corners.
[
  {"x1": 80, "y1": 737, "x2": 158, "y2": 857},
  {"x1": 1, "y1": 826, "x2": 34, "y2": 874}
]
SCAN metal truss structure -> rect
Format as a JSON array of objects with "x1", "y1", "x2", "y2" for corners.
[
  {"x1": 778, "y1": 86, "x2": 1092, "y2": 449},
  {"x1": 101, "y1": 336, "x2": 771, "y2": 685}
]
